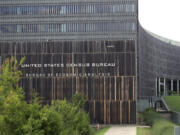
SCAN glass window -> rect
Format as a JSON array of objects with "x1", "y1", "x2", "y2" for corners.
[
  {"x1": 74, "y1": 5, "x2": 77, "y2": 14},
  {"x1": 86, "y1": 5, "x2": 92, "y2": 13},
  {"x1": 1, "y1": 7, "x2": 8, "y2": 15},
  {"x1": 131, "y1": 4, "x2": 136, "y2": 12},
  {"x1": 17, "y1": 7, "x2": 21, "y2": 15},
  {"x1": 60, "y1": 6, "x2": 66, "y2": 14},
  {"x1": 0, "y1": 3, "x2": 136, "y2": 16},
  {"x1": 61, "y1": 24, "x2": 66, "y2": 32},
  {"x1": 132, "y1": 23, "x2": 136, "y2": 31},
  {"x1": 1, "y1": 24, "x2": 17, "y2": 33},
  {"x1": 95, "y1": 4, "x2": 103, "y2": 13},
  {"x1": 80, "y1": 5, "x2": 86, "y2": 14},
  {"x1": 119, "y1": 5, "x2": 124, "y2": 12},
  {"x1": 0, "y1": 21, "x2": 136, "y2": 34},
  {"x1": 113, "y1": 5, "x2": 119, "y2": 13}
]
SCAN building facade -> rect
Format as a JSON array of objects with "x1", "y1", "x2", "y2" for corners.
[
  {"x1": 2, "y1": 0, "x2": 180, "y2": 124},
  {"x1": 138, "y1": 25, "x2": 180, "y2": 111},
  {"x1": 0, "y1": 0, "x2": 138, "y2": 124}
]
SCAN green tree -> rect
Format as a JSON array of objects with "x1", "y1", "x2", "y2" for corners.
[
  {"x1": 0, "y1": 57, "x2": 92, "y2": 135},
  {"x1": 0, "y1": 57, "x2": 25, "y2": 135},
  {"x1": 72, "y1": 93, "x2": 86, "y2": 109},
  {"x1": 52, "y1": 99, "x2": 91, "y2": 135}
]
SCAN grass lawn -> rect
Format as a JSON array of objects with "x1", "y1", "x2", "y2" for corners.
[
  {"x1": 137, "y1": 110, "x2": 175, "y2": 135},
  {"x1": 137, "y1": 127, "x2": 151, "y2": 135},
  {"x1": 94, "y1": 126, "x2": 110, "y2": 135},
  {"x1": 164, "y1": 96, "x2": 180, "y2": 112}
]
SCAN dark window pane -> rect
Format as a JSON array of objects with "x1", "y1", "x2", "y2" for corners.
[{"x1": 0, "y1": 3, "x2": 136, "y2": 16}]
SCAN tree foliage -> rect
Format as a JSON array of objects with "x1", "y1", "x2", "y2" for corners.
[{"x1": 0, "y1": 57, "x2": 92, "y2": 135}]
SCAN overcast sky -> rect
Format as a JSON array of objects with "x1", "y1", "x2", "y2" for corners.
[{"x1": 139, "y1": 0, "x2": 180, "y2": 42}]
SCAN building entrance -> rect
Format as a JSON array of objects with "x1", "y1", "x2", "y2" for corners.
[{"x1": 156, "y1": 77, "x2": 180, "y2": 97}]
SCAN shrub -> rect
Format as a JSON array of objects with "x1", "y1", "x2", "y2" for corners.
[
  {"x1": 0, "y1": 57, "x2": 92, "y2": 135},
  {"x1": 138, "y1": 108, "x2": 175, "y2": 135},
  {"x1": 72, "y1": 93, "x2": 86, "y2": 109},
  {"x1": 151, "y1": 119, "x2": 174, "y2": 135},
  {"x1": 143, "y1": 108, "x2": 159, "y2": 126}
]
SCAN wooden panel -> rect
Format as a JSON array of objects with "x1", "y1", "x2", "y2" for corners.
[{"x1": 0, "y1": 40, "x2": 136, "y2": 124}]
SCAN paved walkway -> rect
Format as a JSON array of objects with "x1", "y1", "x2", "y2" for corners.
[{"x1": 104, "y1": 126, "x2": 136, "y2": 135}]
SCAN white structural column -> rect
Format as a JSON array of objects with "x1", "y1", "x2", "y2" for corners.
[
  {"x1": 159, "y1": 78, "x2": 161, "y2": 97},
  {"x1": 177, "y1": 80, "x2": 179, "y2": 94},
  {"x1": 164, "y1": 78, "x2": 166, "y2": 96},
  {"x1": 171, "y1": 80, "x2": 174, "y2": 92},
  {"x1": 155, "y1": 78, "x2": 158, "y2": 96}
]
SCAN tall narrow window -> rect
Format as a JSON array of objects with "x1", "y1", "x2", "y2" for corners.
[
  {"x1": 61, "y1": 24, "x2": 66, "y2": 32},
  {"x1": 132, "y1": 23, "x2": 136, "y2": 31},
  {"x1": 60, "y1": 6, "x2": 66, "y2": 14},
  {"x1": 132, "y1": 4, "x2": 135, "y2": 12},
  {"x1": 113, "y1": 5, "x2": 119, "y2": 13}
]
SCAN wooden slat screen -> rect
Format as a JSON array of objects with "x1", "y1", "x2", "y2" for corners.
[{"x1": 0, "y1": 40, "x2": 136, "y2": 124}]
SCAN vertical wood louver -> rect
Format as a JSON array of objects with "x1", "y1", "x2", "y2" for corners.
[{"x1": 0, "y1": 0, "x2": 138, "y2": 124}]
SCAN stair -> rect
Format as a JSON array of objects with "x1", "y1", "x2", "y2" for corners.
[
  {"x1": 154, "y1": 96, "x2": 170, "y2": 112},
  {"x1": 161, "y1": 97, "x2": 170, "y2": 112}
]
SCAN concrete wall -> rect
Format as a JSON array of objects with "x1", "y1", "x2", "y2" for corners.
[
  {"x1": 136, "y1": 99, "x2": 149, "y2": 112},
  {"x1": 175, "y1": 126, "x2": 180, "y2": 135},
  {"x1": 171, "y1": 112, "x2": 180, "y2": 124}
]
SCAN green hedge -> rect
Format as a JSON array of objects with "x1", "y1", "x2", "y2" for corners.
[{"x1": 137, "y1": 109, "x2": 175, "y2": 135}]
